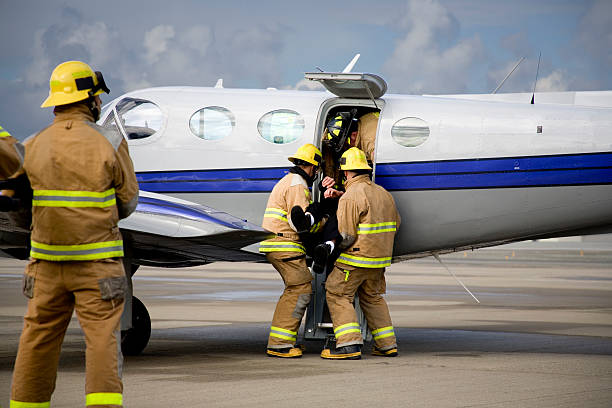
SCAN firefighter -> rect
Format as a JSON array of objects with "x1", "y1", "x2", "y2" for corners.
[
  {"x1": 320, "y1": 147, "x2": 401, "y2": 360},
  {"x1": 10, "y1": 61, "x2": 139, "y2": 408},
  {"x1": 0, "y1": 124, "x2": 25, "y2": 212},
  {"x1": 260, "y1": 143, "x2": 322, "y2": 358},
  {"x1": 0, "y1": 124, "x2": 22, "y2": 179}
]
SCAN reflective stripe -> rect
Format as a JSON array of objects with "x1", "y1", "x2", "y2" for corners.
[
  {"x1": 10, "y1": 401, "x2": 50, "y2": 408},
  {"x1": 372, "y1": 326, "x2": 395, "y2": 340},
  {"x1": 86, "y1": 392, "x2": 123, "y2": 406},
  {"x1": 269, "y1": 326, "x2": 297, "y2": 341},
  {"x1": 338, "y1": 253, "x2": 392, "y2": 268},
  {"x1": 309, "y1": 220, "x2": 321, "y2": 233},
  {"x1": 30, "y1": 240, "x2": 124, "y2": 261},
  {"x1": 357, "y1": 222, "x2": 397, "y2": 235},
  {"x1": 334, "y1": 322, "x2": 360, "y2": 339},
  {"x1": 259, "y1": 241, "x2": 305, "y2": 253},
  {"x1": 32, "y1": 188, "x2": 116, "y2": 208},
  {"x1": 264, "y1": 207, "x2": 288, "y2": 222}
]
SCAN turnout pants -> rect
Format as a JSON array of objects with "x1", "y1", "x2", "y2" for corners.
[
  {"x1": 11, "y1": 258, "x2": 126, "y2": 408},
  {"x1": 325, "y1": 265, "x2": 397, "y2": 350},
  {"x1": 266, "y1": 252, "x2": 312, "y2": 349}
]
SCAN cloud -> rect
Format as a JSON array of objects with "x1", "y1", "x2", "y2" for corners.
[
  {"x1": 536, "y1": 70, "x2": 569, "y2": 92},
  {"x1": 381, "y1": 0, "x2": 484, "y2": 94},
  {"x1": 144, "y1": 25, "x2": 175, "y2": 64}
]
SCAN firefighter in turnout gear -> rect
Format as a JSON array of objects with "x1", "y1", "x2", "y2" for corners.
[
  {"x1": 10, "y1": 61, "x2": 139, "y2": 408},
  {"x1": 320, "y1": 147, "x2": 400, "y2": 360},
  {"x1": 0, "y1": 124, "x2": 23, "y2": 179},
  {"x1": 260, "y1": 143, "x2": 322, "y2": 358}
]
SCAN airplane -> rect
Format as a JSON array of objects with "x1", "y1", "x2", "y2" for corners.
[{"x1": 2, "y1": 58, "x2": 611, "y2": 354}]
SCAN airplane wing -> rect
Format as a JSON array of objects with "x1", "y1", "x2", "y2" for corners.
[{"x1": 0, "y1": 190, "x2": 272, "y2": 266}]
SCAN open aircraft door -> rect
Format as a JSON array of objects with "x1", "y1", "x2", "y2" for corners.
[
  {"x1": 304, "y1": 72, "x2": 387, "y2": 100},
  {"x1": 302, "y1": 72, "x2": 388, "y2": 344},
  {"x1": 305, "y1": 71, "x2": 387, "y2": 180}
]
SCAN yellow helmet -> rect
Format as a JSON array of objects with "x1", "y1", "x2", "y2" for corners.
[
  {"x1": 41, "y1": 61, "x2": 110, "y2": 108},
  {"x1": 339, "y1": 147, "x2": 372, "y2": 171},
  {"x1": 0, "y1": 124, "x2": 11, "y2": 138},
  {"x1": 288, "y1": 143, "x2": 322, "y2": 167}
]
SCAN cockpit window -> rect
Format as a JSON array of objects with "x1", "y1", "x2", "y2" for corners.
[
  {"x1": 103, "y1": 98, "x2": 163, "y2": 140},
  {"x1": 257, "y1": 109, "x2": 304, "y2": 144},
  {"x1": 189, "y1": 106, "x2": 235, "y2": 140},
  {"x1": 391, "y1": 117, "x2": 429, "y2": 147}
]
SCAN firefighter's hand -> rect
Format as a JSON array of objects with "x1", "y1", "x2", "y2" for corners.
[
  {"x1": 324, "y1": 188, "x2": 343, "y2": 199},
  {"x1": 321, "y1": 176, "x2": 336, "y2": 189}
]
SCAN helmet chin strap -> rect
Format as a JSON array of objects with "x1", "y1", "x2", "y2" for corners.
[{"x1": 87, "y1": 97, "x2": 101, "y2": 122}]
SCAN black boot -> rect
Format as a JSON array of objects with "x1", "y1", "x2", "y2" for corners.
[
  {"x1": 290, "y1": 206, "x2": 311, "y2": 233},
  {"x1": 312, "y1": 243, "x2": 331, "y2": 274}
]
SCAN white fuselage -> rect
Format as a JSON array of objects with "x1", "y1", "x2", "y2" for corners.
[{"x1": 100, "y1": 86, "x2": 612, "y2": 258}]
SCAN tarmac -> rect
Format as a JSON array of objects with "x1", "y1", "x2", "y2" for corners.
[{"x1": 1, "y1": 245, "x2": 611, "y2": 407}]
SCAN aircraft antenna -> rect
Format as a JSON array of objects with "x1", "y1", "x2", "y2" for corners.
[
  {"x1": 432, "y1": 253, "x2": 481, "y2": 304},
  {"x1": 492, "y1": 57, "x2": 525, "y2": 94},
  {"x1": 530, "y1": 52, "x2": 541, "y2": 104},
  {"x1": 214, "y1": 78, "x2": 224, "y2": 88},
  {"x1": 342, "y1": 53, "x2": 361, "y2": 73}
]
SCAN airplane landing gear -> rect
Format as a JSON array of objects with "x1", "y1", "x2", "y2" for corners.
[{"x1": 121, "y1": 296, "x2": 151, "y2": 356}]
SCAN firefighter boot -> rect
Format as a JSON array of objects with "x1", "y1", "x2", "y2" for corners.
[
  {"x1": 320, "y1": 344, "x2": 361, "y2": 360},
  {"x1": 267, "y1": 347, "x2": 303, "y2": 358},
  {"x1": 372, "y1": 345, "x2": 398, "y2": 357}
]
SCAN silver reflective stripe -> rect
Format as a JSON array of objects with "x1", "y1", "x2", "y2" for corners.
[
  {"x1": 373, "y1": 328, "x2": 394, "y2": 338},
  {"x1": 337, "y1": 254, "x2": 391, "y2": 267},
  {"x1": 32, "y1": 194, "x2": 115, "y2": 203},
  {"x1": 270, "y1": 328, "x2": 296, "y2": 339},
  {"x1": 31, "y1": 245, "x2": 124, "y2": 257}
]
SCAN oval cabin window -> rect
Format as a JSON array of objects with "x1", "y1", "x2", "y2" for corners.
[
  {"x1": 258, "y1": 109, "x2": 304, "y2": 144},
  {"x1": 391, "y1": 117, "x2": 430, "y2": 147},
  {"x1": 189, "y1": 106, "x2": 236, "y2": 140}
]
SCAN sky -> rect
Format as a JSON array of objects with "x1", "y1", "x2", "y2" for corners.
[{"x1": 1, "y1": 0, "x2": 610, "y2": 139}]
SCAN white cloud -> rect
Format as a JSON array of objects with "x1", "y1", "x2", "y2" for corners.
[
  {"x1": 382, "y1": 0, "x2": 484, "y2": 94},
  {"x1": 144, "y1": 25, "x2": 175, "y2": 64},
  {"x1": 537, "y1": 70, "x2": 569, "y2": 92}
]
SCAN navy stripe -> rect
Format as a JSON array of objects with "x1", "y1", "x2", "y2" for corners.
[{"x1": 136, "y1": 152, "x2": 612, "y2": 193}]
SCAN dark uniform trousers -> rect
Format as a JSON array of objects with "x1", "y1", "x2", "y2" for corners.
[
  {"x1": 325, "y1": 265, "x2": 397, "y2": 350},
  {"x1": 11, "y1": 259, "x2": 125, "y2": 408}
]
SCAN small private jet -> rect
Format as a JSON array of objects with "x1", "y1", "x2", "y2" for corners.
[{"x1": 2, "y1": 57, "x2": 611, "y2": 354}]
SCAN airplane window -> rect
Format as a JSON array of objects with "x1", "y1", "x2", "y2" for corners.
[
  {"x1": 258, "y1": 109, "x2": 304, "y2": 144},
  {"x1": 391, "y1": 117, "x2": 430, "y2": 147},
  {"x1": 112, "y1": 98, "x2": 163, "y2": 140},
  {"x1": 189, "y1": 106, "x2": 235, "y2": 140}
]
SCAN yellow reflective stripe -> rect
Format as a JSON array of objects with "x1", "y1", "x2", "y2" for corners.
[
  {"x1": 10, "y1": 401, "x2": 50, "y2": 408},
  {"x1": 357, "y1": 222, "x2": 397, "y2": 234},
  {"x1": 373, "y1": 332, "x2": 395, "y2": 340},
  {"x1": 371, "y1": 326, "x2": 393, "y2": 335},
  {"x1": 270, "y1": 326, "x2": 297, "y2": 341},
  {"x1": 86, "y1": 392, "x2": 123, "y2": 406},
  {"x1": 338, "y1": 253, "x2": 392, "y2": 268},
  {"x1": 309, "y1": 220, "x2": 321, "y2": 233},
  {"x1": 271, "y1": 326, "x2": 297, "y2": 335},
  {"x1": 30, "y1": 240, "x2": 124, "y2": 261},
  {"x1": 334, "y1": 321, "x2": 361, "y2": 338},
  {"x1": 264, "y1": 207, "x2": 288, "y2": 222},
  {"x1": 344, "y1": 269, "x2": 350, "y2": 281},
  {"x1": 33, "y1": 188, "x2": 116, "y2": 208},
  {"x1": 259, "y1": 241, "x2": 305, "y2": 253}
]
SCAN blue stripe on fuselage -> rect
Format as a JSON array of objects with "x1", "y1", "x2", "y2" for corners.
[{"x1": 136, "y1": 152, "x2": 612, "y2": 193}]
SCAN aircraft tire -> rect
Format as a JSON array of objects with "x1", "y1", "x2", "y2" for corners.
[{"x1": 121, "y1": 296, "x2": 151, "y2": 356}]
